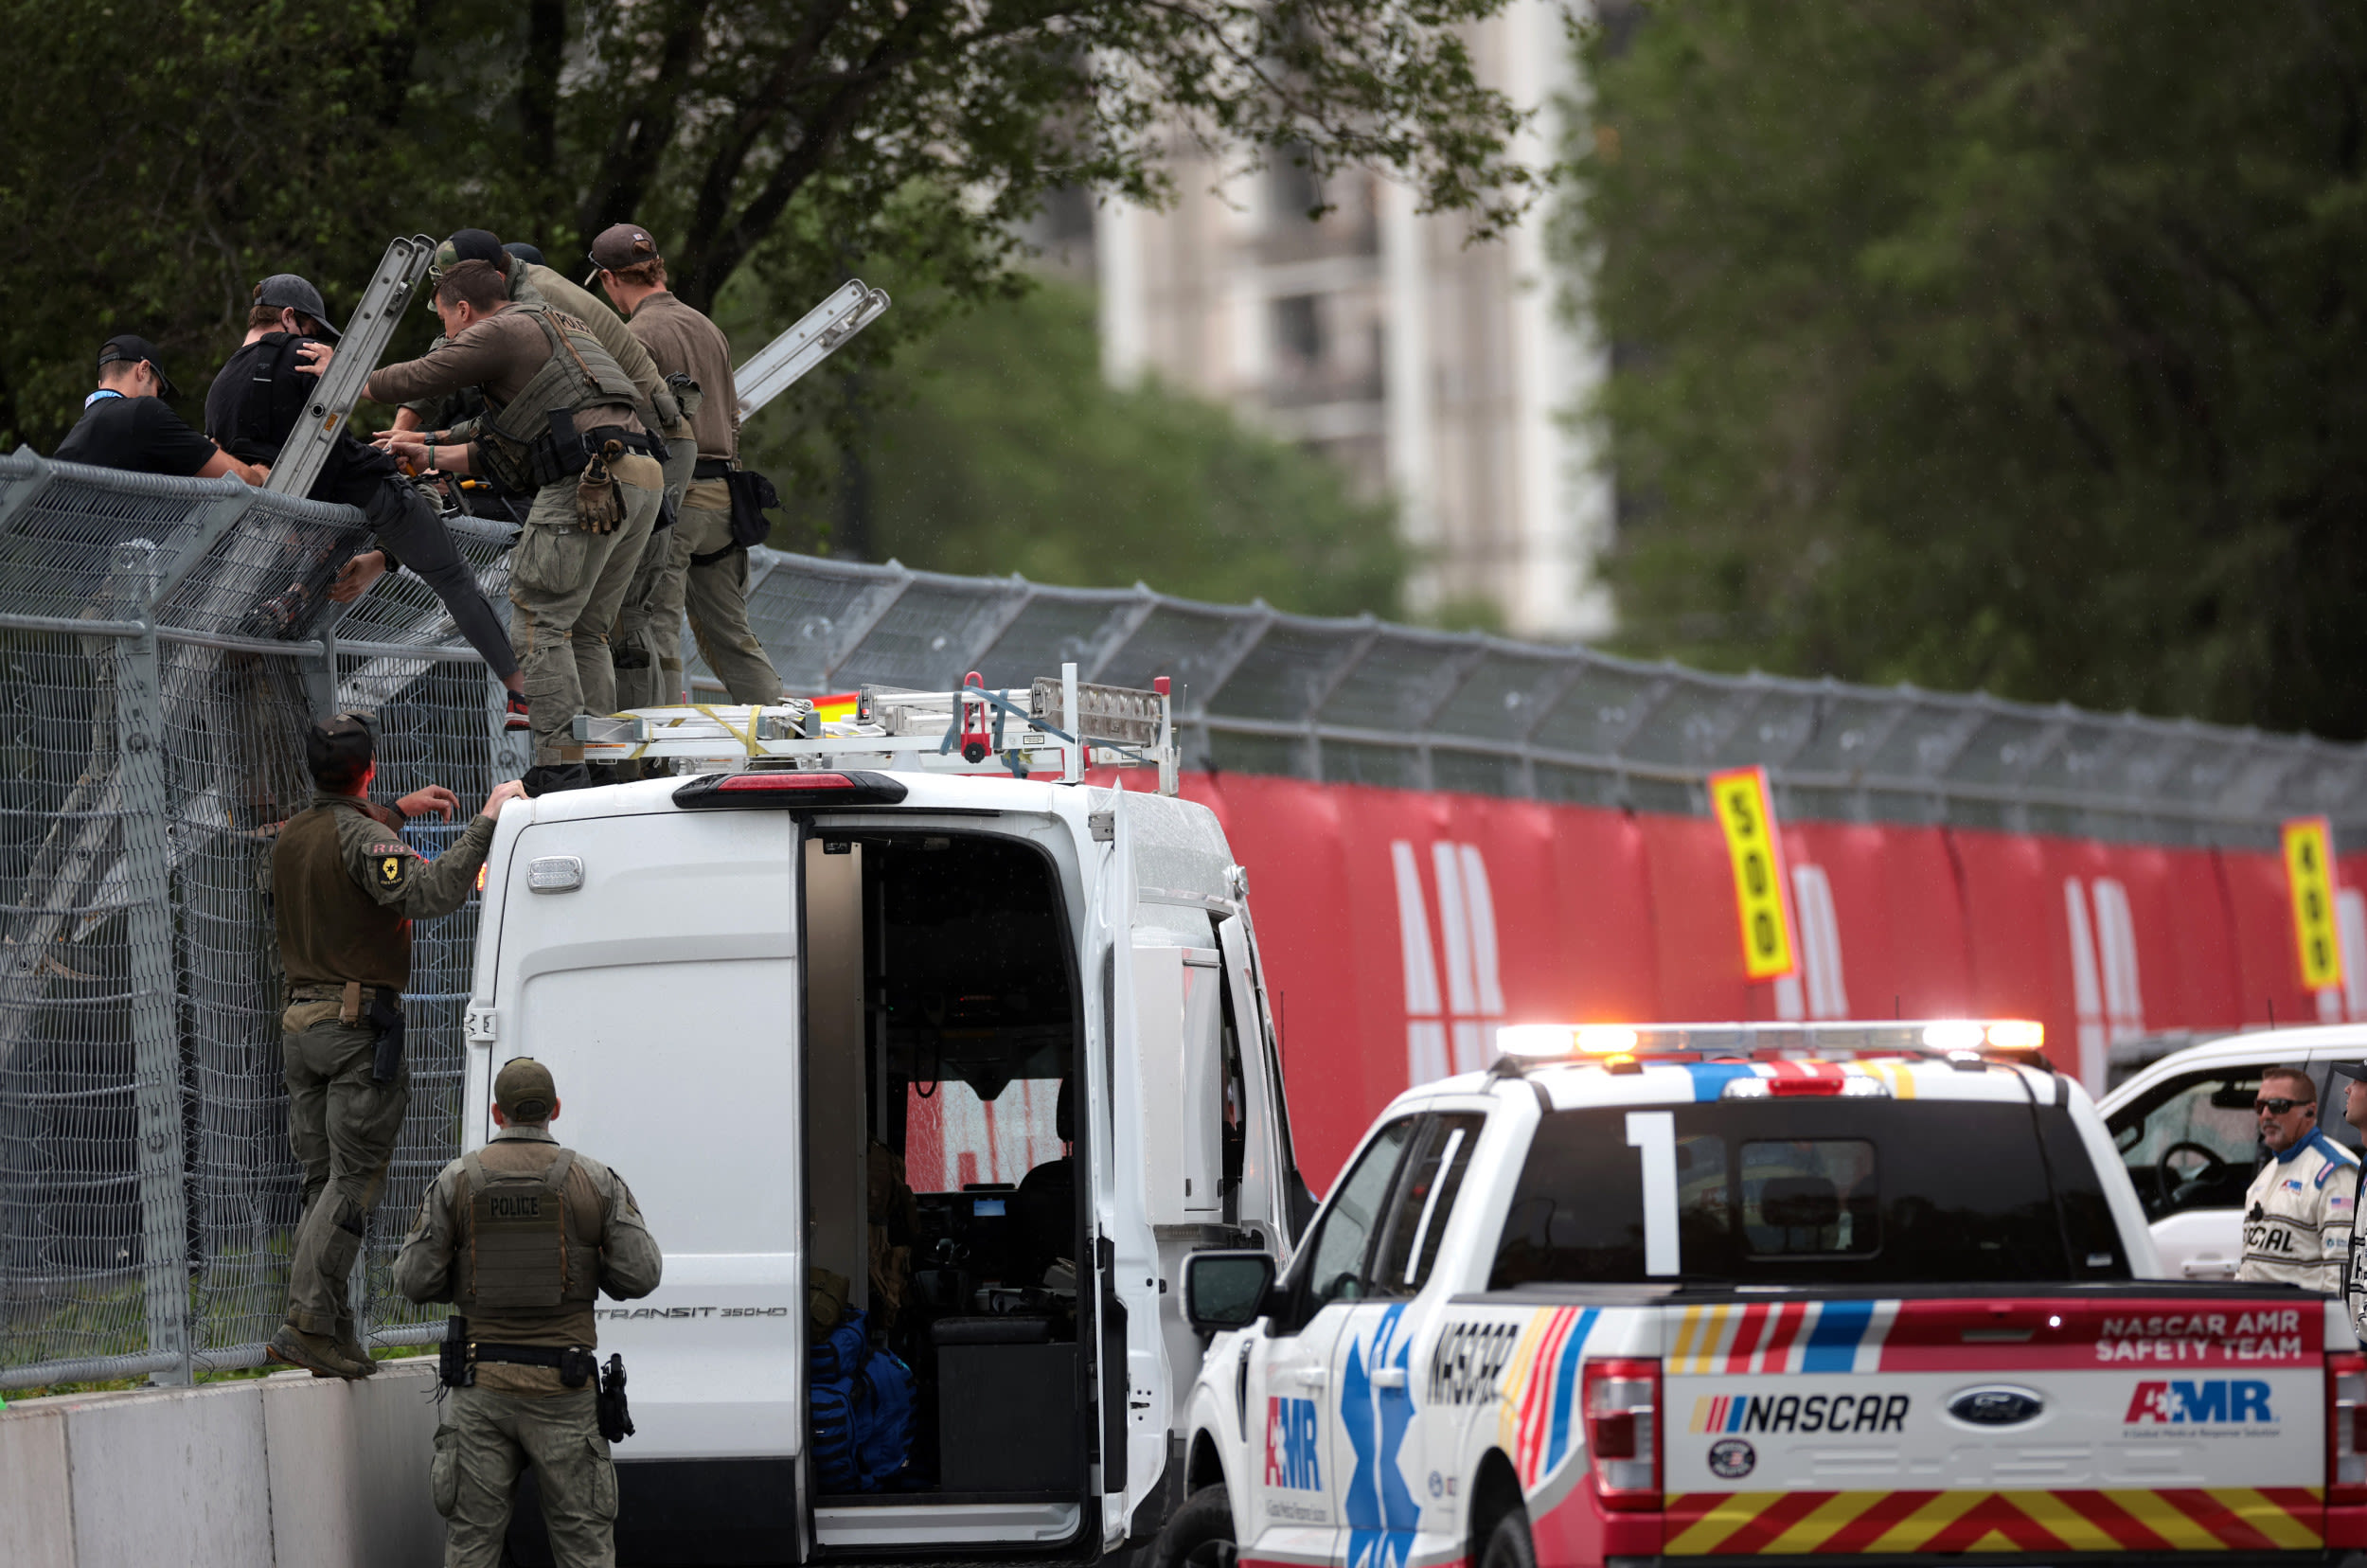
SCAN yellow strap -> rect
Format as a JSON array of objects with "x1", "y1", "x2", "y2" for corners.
[{"x1": 692, "y1": 704, "x2": 759, "y2": 756}]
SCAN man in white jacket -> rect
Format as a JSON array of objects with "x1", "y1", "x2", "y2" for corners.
[{"x1": 2238, "y1": 1065, "x2": 2356, "y2": 1292}]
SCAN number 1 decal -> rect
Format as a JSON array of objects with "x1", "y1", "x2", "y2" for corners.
[{"x1": 1627, "y1": 1111, "x2": 1679, "y2": 1276}]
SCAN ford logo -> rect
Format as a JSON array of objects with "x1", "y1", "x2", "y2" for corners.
[{"x1": 1949, "y1": 1385, "x2": 2044, "y2": 1427}]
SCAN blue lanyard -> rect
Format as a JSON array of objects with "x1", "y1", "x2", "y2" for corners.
[{"x1": 83, "y1": 388, "x2": 127, "y2": 408}]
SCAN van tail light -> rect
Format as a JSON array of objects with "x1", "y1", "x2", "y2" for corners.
[
  {"x1": 2330, "y1": 1352, "x2": 2367, "y2": 1504},
  {"x1": 1582, "y1": 1357, "x2": 1662, "y2": 1510},
  {"x1": 671, "y1": 769, "x2": 908, "y2": 809}
]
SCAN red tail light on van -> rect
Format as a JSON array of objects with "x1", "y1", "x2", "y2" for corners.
[
  {"x1": 2329, "y1": 1351, "x2": 2367, "y2": 1505},
  {"x1": 1582, "y1": 1357, "x2": 1662, "y2": 1509}
]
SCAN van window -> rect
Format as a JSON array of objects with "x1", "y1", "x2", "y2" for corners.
[
  {"x1": 2106, "y1": 1067, "x2": 2264, "y2": 1221},
  {"x1": 1489, "y1": 1099, "x2": 2126, "y2": 1287}
]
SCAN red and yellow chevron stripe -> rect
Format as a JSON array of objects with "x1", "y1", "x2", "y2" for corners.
[{"x1": 1664, "y1": 1488, "x2": 2323, "y2": 1554}]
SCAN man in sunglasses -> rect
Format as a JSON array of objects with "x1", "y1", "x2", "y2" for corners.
[{"x1": 2236, "y1": 1066, "x2": 2358, "y2": 1291}]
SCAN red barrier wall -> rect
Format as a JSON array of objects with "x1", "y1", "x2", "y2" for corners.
[{"x1": 1145, "y1": 774, "x2": 2342, "y2": 1188}]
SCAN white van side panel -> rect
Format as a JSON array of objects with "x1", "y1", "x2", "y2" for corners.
[{"x1": 481, "y1": 811, "x2": 804, "y2": 1461}]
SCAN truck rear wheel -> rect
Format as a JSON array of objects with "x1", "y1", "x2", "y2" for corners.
[
  {"x1": 1155, "y1": 1483, "x2": 1237, "y2": 1568},
  {"x1": 1480, "y1": 1507, "x2": 1536, "y2": 1568}
]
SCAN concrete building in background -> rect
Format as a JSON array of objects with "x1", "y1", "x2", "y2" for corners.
[{"x1": 1088, "y1": 0, "x2": 1611, "y2": 640}]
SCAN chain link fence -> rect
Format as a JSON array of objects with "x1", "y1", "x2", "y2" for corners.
[
  {"x1": 717, "y1": 552, "x2": 2367, "y2": 849},
  {"x1": 4, "y1": 446, "x2": 2364, "y2": 1390}
]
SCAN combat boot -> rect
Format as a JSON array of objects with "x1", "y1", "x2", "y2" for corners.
[
  {"x1": 266, "y1": 1323, "x2": 368, "y2": 1381},
  {"x1": 332, "y1": 1327, "x2": 380, "y2": 1378}
]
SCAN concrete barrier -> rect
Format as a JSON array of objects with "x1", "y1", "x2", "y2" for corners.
[{"x1": 0, "y1": 1359, "x2": 444, "y2": 1568}]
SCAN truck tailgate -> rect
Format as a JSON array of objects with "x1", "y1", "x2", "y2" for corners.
[{"x1": 1662, "y1": 1295, "x2": 2334, "y2": 1555}]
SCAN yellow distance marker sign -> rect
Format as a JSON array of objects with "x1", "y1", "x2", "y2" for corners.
[
  {"x1": 1709, "y1": 766, "x2": 1797, "y2": 981},
  {"x1": 2283, "y1": 816, "x2": 2343, "y2": 991}
]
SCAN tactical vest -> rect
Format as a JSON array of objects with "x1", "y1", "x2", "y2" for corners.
[
  {"x1": 473, "y1": 307, "x2": 650, "y2": 495},
  {"x1": 457, "y1": 1146, "x2": 602, "y2": 1319},
  {"x1": 273, "y1": 802, "x2": 408, "y2": 991}
]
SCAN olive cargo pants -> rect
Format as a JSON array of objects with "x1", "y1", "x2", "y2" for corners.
[
  {"x1": 611, "y1": 492, "x2": 782, "y2": 710},
  {"x1": 432, "y1": 1382, "x2": 617, "y2": 1567},
  {"x1": 509, "y1": 464, "x2": 663, "y2": 767},
  {"x1": 282, "y1": 1007, "x2": 409, "y2": 1339}
]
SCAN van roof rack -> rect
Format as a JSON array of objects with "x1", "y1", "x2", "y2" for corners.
[
  {"x1": 1489, "y1": 1019, "x2": 2047, "y2": 1075},
  {"x1": 572, "y1": 662, "x2": 1180, "y2": 794}
]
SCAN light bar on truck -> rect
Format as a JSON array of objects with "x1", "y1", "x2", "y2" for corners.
[{"x1": 1493, "y1": 1019, "x2": 2045, "y2": 1063}]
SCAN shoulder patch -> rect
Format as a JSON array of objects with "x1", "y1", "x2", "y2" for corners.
[
  {"x1": 367, "y1": 842, "x2": 407, "y2": 856},
  {"x1": 377, "y1": 853, "x2": 407, "y2": 886}
]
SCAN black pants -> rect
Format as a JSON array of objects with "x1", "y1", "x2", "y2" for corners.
[{"x1": 363, "y1": 480, "x2": 520, "y2": 681}]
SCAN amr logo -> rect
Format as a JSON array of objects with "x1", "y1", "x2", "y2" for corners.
[{"x1": 1391, "y1": 842, "x2": 1504, "y2": 1085}]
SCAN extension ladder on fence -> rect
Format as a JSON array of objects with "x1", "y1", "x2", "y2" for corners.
[
  {"x1": 570, "y1": 662, "x2": 1179, "y2": 794},
  {"x1": 733, "y1": 279, "x2": 893, "y2": 420},
  {"x1": 264, "y1": 234, "x2": 438, "y2": 502}
]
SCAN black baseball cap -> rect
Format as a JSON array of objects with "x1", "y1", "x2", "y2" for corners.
[
  {"x1": 503, "y1": 241, "x2": 545, "y2": 268},
  {"x1": 2333, "y1": 1060, "x2": 2367, "y2": 1082},
  {"x1": 433, "y1": 229, "x2": 508, "y2": 277},
  {"x1": 97, "y1": 334, "x2": 178, "y2": 399},
  {"x1": 251, "y1": 275, "x2": 341, "y2": 342},
  {"x1": 303, "y1": 710, "x2": 377, "y2": 785}
]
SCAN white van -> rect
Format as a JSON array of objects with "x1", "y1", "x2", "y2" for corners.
[{"x1": 457, "y1": 761, "x2": 1312, "y2": 1565}]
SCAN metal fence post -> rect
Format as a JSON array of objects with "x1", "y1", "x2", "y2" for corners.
[{"x1": 112, "y1": 542, "x2": 194, "y2": 1386}]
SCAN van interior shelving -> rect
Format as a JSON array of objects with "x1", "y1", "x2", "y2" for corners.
[{"x1": 805, "y1": 828, "x2": 1089, "y2": 1507}]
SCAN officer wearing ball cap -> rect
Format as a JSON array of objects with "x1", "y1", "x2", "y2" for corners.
[
  {"x1": 397, "y1": 1057, "x2": 662, "y2": 1566},
  {"x1": 386, "y1": 228, "x2": 682, "y2": 446},
  {"x1": 266, "y1": 714, "x2": 526, "y2": 1380},
  {"x1": 591, "y1": 221, "x2": 784, "y2": 715},
  {"x1": 2333, "y1": 1058, "x2": 2367, "y2": 1340}
]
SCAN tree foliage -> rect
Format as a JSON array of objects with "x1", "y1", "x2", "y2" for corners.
[
  {"x1": 1, "y1": 0, "x2": 1543, "y2": 467},
  {"x1": 1578, "y1": 2, "x2": 2367, "y2": 737},
  {"x1": 735, "y1": 281, "x2": 1405, "y2": 616}
]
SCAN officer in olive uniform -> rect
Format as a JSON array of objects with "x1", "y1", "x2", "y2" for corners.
[
  {"x1": 591, "y1": 222, "x2": 784, "y2": 712},
  {"x1": 268, "y1": 715, "x2": 527, "y2": 1379},
  {"x1": 396, "y1": 1058, "x2": 664, "y2": 1567},
  {"x1": 365, "y1": 259, "x2": 668, "y2": 793}
]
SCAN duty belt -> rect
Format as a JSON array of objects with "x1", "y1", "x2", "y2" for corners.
[
  {"x1": 691, "y1": 456, "x2": 736, "y2": 480},
  {"x1": 472, "y1": 1341, "x2": 600, "y2": 1388},
  {"x1": 288, "y1": 982, "x2": 395, "y2": 1005}
]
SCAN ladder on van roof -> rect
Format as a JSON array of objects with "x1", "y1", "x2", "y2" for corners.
[{"x1": 570, "y1": 662, "x2": 1181, "y2": 793}]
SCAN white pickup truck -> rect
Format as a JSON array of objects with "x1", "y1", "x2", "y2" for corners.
[{"x1": 1162, "y1": 1022, "x2": 2367, "y2": 1568}]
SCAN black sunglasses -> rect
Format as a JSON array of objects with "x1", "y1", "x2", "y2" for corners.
[{"x1": 2254, "y1": 1096, "x2": 2305, "y2": 1115}]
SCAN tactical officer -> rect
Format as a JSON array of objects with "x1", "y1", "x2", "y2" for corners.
[
  {"x1": 204, "y1": 273, "x2": 529, "y2": 730},
  {"x1": 592, "y1": 222, "x2": 784, "y2": 712},
  {"x1": 396, "y1": 1058, "x2": 663, "y2": 1567},
  {"x1": 267, "y1": 714, "x2": 526, "y2": 1379},
  {"x1": 363, "y1": 260, "x2": 667, "y2": 793},
  {"x1": 390, "y1": 230, "x2": 690, "y2": 471}
]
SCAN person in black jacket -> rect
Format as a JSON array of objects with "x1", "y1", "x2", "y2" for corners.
[{"x1": 206, "y1": 275, "x2": 527, "y2": 729}]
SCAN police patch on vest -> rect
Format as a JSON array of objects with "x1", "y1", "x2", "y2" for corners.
[{"x1": 489, "y1": 1194, "x2": 543, "y2": 1219}]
